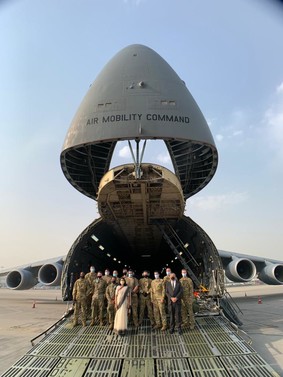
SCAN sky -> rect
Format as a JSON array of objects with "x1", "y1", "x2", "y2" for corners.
[{"x1": 0, "y1": 0, "x2": 283, "y2": 269}]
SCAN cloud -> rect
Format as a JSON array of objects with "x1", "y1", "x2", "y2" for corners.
[
  {"x1": 276, "y1": 82, "x2": 283, "y2": 94},
  {"x1": 213, "y1": 111, "x2": 247, "y2": 145},
  {"x1": 118, "y1": 145, "x2": 132, "y2": 158},
  {"x1": 263, "y1": 82, "x2": 283, "y2": 159},
  {"x1": 188, "y1": 191, "x2": 248, "y2": 211},
  {"x1": 215, "y1": 134, "x2": 224, "y2": 142},
  {"x1": 232, "y1": 130, "x2": 243, "y2": 137},
  {"x1": 157, "y1": 153, "x2": 171, "y2": 164}
]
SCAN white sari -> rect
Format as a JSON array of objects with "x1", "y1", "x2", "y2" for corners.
[{"x1": 114, "y1": 285, "x2": 130, "y2": 334}]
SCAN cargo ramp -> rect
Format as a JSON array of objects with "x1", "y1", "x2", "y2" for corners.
[{"x1": 1, "y1": 313, "x2": 280, "y2": 377}]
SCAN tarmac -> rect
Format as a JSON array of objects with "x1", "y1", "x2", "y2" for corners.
[
  {"x1": 0, "y1": 288, "x2": 66, "y2": 375},
  {"x1": 0, "y1": 284, "x2": 282, "y2": 376},
  {"x1": 229, "y1": 284, "x2": 283, "y2": 376}
]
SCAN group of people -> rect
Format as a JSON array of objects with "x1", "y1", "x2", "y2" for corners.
[{"x1": 72, "y1": 266, "x2": 195, "y2": 335}]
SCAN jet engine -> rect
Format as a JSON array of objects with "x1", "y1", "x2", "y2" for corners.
[
  {"x1": 6, "y1": 269, "x2": 37, "y2": 290},
  {"x1": 258, "y1": 264, "x2": 283, "y2": 285},
  {"x1": 38, "y1": 262, "x2": 63, "y2": 286},
  {"x1": 225, "y1": 258, "x2": 257, "y2": 283}
]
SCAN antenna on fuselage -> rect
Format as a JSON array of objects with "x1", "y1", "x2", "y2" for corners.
[{"x1": 128, "y1": 139, "x2": 147, "y2": 179}]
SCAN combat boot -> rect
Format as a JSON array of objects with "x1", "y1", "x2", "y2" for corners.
[{"x1": 161, "y1": 325, "x2": 167, "y2": 331}]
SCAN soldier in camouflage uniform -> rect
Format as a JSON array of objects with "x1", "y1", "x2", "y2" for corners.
[
  {"x1": 163, "y1": 267, "x2": 172, "y2": 312},
  {"x1": 112, "y1": 270, "x2": 120, "y2": 284},
  {"x1": 85, "y1": 266, "x2": 96, "y2": 318},
  {"x1": 105, "y1": 277, "x2": 117, "y2": 329},
  {"x1": 138, "y1": 271, "x2": 154, "y2": 326},
  {"x1": 125, "y1": 269, "x2": 139, "y2": 327},
  {"x1": 102, "y1": 268, "x2": 112, "y2": 285},
  {"x1": 122, "y1": 268, "x2": 128, "y2": 278},
  {"x1": 102, "y1": 268, "x2": 112, "y2": 320},
  {"x1": 163, "y1": 267, "x2": 172, "y2": 286},
  {"x1": 72, "y1": 272, "x2": 90, "y2": 326},
  {"x1": 179, "y1": 269, "x2": 195, "y2": 329},
  {"x1": 90, "y1": 272, "x2": 107, "y2": 326},
  {"x1": 151, "y1": 271, "x2": 167, "y2": 330}
]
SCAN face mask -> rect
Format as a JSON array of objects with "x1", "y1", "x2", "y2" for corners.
[
  {"x1": 128, "y1": 274, "x2": 133, "y2": 278},
  {"x1": 90, "y1": 268, "x2": 95, "y2": 273},
  {"x1": 166, "y1": 271, "x2": 171, "y2": 276},
  {"x1": 113, "y1": 273, "x2": 117, "y2": 277},
  {"x1": 120, "y1": 281, "x2": 125, "y2": 286},
  {"x1": 154, "y1": 274, "x2": 159, "y2": 279},
  {"x1": 182, "y1": 273, "x2": 187, "y2": 277},
  {"x1": 105, "y1": 271, "x2": 109, "y2": 276}
]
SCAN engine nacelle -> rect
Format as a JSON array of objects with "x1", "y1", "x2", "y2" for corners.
[
  {"x1": 225, "y1": 258, "x2": 257, "y2": 283},
  {"x1": 38, "y1": 262, "x2": 63, "y2": 286},
  {"x1": 6, "y1": 269, "x2": 37, "y2": 290},
  {"x1": 258, "y1": 264, "x2": 283, "y2": 285}
]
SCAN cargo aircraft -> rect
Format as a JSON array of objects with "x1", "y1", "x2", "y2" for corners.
[
  {"x1": 1, "y1": 44, "x2": 282, "y2": 377},
  {"x1": 1, "y1": 44, "x2": 283, "y2": 301}
]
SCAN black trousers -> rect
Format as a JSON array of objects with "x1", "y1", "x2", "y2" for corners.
[{"x1": 168, "y1": 302, "x2": 181, "y2": 330}]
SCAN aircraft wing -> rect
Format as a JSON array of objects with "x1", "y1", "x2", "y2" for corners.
[
  {"x1": 218, "y1": 249, "x2": 283, "y2": 285},
  {"x1": 1, "y1": 249, "x2": 283, "y2": 291},
  {"x1": 0, "y1": 256, "x2": 65, "y2": 289}
]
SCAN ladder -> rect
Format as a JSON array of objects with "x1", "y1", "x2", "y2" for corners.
[{"x1": 155, "y1": 219, "x2": 201, "y2": 288}]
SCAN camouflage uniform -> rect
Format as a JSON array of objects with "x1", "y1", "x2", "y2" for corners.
[
  {"x1": 112, "y1": 276, "x2": 120, "y2": 284},
  {"x1": 125, "y1": 276, "x2": 139, "y2": 327},
  {"x1": 102, "y1": 274, "x2": 112, "y2": 285},
  {"x1": 102, "y1": 274, "x2": 112, "y2": 318},
  {"x1": 163, "y1": 275, "x2": 171, "y2": 286},
  {"x1": 139, "y1": 277, "x2": 154, "y2": 325},
  {"x1": 85, "y1": 271, "x2": 97, "y2": 285},
  {"x1": 105, "y1": 282, "x2": 117, "y2": 329},
  {"x1": 151, "y1": 278, "x2": 167, "y2": 329},
  {"x1": 179, "y1": 276, "x2": 195, "y2": 329},
  {"x1": 72, "y1": 277, "x2": 90, "y2": 326},
  {"x1": 91, "y1": 278, "x2": 107, "y2": 325},
  {"x1": 85, "y1": 271, "x2": 96, "y2": 317}
]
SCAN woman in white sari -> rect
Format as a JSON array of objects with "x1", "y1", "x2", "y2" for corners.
[{"x1": 114, "y1": 278, "x2": 131, "y2": 335}]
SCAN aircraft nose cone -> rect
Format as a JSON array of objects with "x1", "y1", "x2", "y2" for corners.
[{"x1": 61, "y1": 44, "x2": 218, "y2": 200}]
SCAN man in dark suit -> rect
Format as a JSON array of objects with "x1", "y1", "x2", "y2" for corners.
[{"x1": 165, "y1": 272, "x2": 183, "y2": 334}]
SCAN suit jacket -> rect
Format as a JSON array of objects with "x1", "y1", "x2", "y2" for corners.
[{"x1": 165, "y1": 280, "x2": 183, "y2": 304}]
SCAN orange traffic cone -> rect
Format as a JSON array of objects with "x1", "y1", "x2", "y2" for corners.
[
  {"x1": 258, "y1": 296, "x2": 262, "y2": 304},
  {"x1": 32, "y1": 301, "x2": 36, "y2": 308}
]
